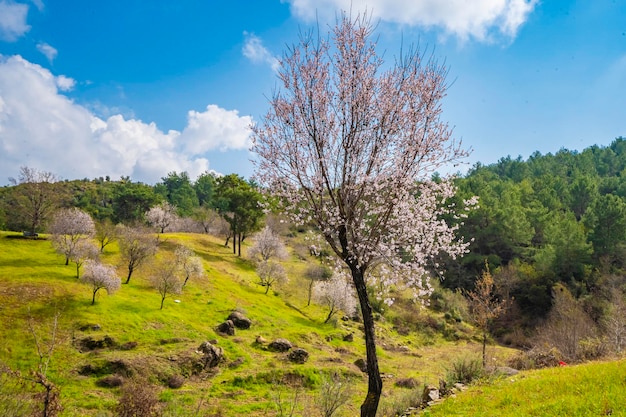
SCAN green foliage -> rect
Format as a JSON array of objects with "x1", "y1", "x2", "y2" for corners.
[
  {"x1": 156, "y1": 171, "x2": 199, "y2": 217},
  {"x1": 111, "y1": 181, "x2": 162, "y2": 224}
]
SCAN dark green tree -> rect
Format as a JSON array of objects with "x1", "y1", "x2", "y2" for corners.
[
  {"x1": 194, "y1": 171, "x2": 218, "y2": 207},
  {"x1": 584, "y1": 194, "x2": 626, "y2": 264},
  {"x1": 156, "y1": 171, "x2": 199, "y2": 216},
  {"x1": 111, "y1": 181, "x2": 161, "y2": 224},
  {"x1": 214, "y1": 174, "x2": 263, "y2": 256}
]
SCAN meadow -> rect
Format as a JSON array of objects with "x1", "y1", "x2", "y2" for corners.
[{"x1": 0, "y1": 230, "x2": 621, "y2": 416}]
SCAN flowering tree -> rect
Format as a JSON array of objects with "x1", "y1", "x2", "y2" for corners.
[
  {"x1": 80, "y1": 260, "x2": 121, "y2": 305},
  {"x1": 145, "y1": 202, "x2": 178, "y2": 233},
  {"x1": 50, "y1": 208, "x2": 95, "y2": 265},
  {"x1": 256, "y1": 260, "x2": 287, "y2": 295},
  {"x1": 69, "y1": 240, "x2": 100, "y2": 279},
  {"x1": 150, "y1": 259, "x2": 183, "y2": 310},
  {"x1": 252, "y1": 13, "x2": 474, "y2": 416},
  {"x1": 313, "y1": 272, "x2": 357, "y2": 323},
  {"x1": 247, "y1": 226, "x2": 288, "y2": 263},
  {"x1": 174, "y1": 245, "x2": 206, "y2": 288},
  {"x1": 248, "y1": 226, "x2": 289, "y2": 294}
]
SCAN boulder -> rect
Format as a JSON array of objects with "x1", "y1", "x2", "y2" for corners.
[
  {"x1": 216, "y1": 320, "x2": 235, "y2": 336},
  {"x1": 343, "y1": 333, "x2": 354, "y2": 342},
  {"x1": 422, "y1": 385, "x2": 440, "y2": 405},
  {"x1": 197, "y1": 341, "x2": 224, "y2": 369},
  {"x1": 228, "y1": 311, "x2": 252, "y2": 329},
  {"x1": 268, "y1": 338, "x2": 293, "y2": 352},
  {"x1": 354, "y1": 358, "x2": 367, "y2": 373},
  {"x1": 288, "y1": 348, "x2": 309, "y2": 364}
]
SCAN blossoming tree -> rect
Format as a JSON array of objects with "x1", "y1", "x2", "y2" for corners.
[
  {"x1": 50, "y1": 208, "x2": 95, "y2": 266},
  {"x1": 252, "y1": 13, "x2": 475, "y2": 416}
]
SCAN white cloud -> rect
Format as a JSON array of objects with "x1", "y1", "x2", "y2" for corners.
[
  {"x1": 180, "y1": 104, "x2": 253, "y2": 154},
  {"x1": 286, "y1": 0, "x2": 538, "y2": 42},
  {"x1": 36, "y1": 42, "x2": 57, "y2": 62},
  {"x1": 30, "y1": 0, "x2": 43, "y2": 12},
  {"x1": 242, "y1": 31, "x2": 280, "y2": 71},
  {"x1": 0, "y1": 55, "x2": 253, "y2": 184},
  {"x1": 0, "y1": 0, "x2": 30, "y2": 41}
]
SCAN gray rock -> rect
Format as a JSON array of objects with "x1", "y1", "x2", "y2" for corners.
[
  {"x1": 197, "y1": 341, "x2": 224, "y2": 369},
  {"x1": 228, "y1": 311, "x2": 252, "y2": 329},
  {"x1": 268, "y1": 338, "x2": 293, "y2": 352},
  {"x1": 288, "y1": 348, "x2": 309, "y2": 364},
  {"x1": 216, "y1": 320, "x2": 235, "y2": 336}
]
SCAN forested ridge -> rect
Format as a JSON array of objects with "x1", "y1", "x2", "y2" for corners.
[{"x1": 445, "y1": 136, "x2": 626, "y2": 329}]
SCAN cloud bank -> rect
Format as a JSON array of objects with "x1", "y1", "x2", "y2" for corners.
[
  {"x1": 286, "y1": 0, "x2": 538, "y2": 42},
  {"x1": 0, "y1": 55, "x2": 253, "y2": 184}
]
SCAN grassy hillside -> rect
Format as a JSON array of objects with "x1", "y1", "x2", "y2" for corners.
[
  {"x1": 423, "y1": 359, "x2": 626, "y2": 417},
  {"x1": 0, "y1": 230, "x2": 513, "y2": 416}
]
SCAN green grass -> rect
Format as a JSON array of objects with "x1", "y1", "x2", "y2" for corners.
[
  {"x1": 423, "y1": 359, "x2": 626, "y2": 417},
  {"x1": 0, "y1": 230, "x2": 517, "y2": 416}
]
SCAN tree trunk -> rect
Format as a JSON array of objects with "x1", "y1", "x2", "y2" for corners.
[
  {"x1": 307, "y1": 279, "x2": 314, "y2": 306},
  {"x1": 351, "y1": 266, "x2": 383, "y2": 417},
  {"x1": 237, "y1": 233, "x2": 242, "y2": 257},
  {"x1": 160, "y1": 296, "x2": 165, "y2": 310},
  {"x1": 92, "y1": 289, "x2": 97, "y2": 305},
  {"x1": 125, "y1": 265, "x2": 133, "y2": 284},
  {"x1": 482, "y1": 330, "x2": 487, "y2": 369},
  {"x1": 65, "y1": 257, "x2": 69, "y2": 266}
]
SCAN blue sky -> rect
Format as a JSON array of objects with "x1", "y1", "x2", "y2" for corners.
[{"x1": 0, "y1": 0, "x2": 624, "y2": 184}]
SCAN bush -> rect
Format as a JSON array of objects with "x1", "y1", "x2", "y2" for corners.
[
  {"x1": 376, "y1": 387, "x2": 423, "y2": 417},
  {"x1": 445, "y1": 357, "x2": 483, "y2": 385},
  {"x1": 115, "y1": 379, "x2": 161, "y2": 417},
  {"x1": 506, "y1": 346, "x2": 563, "y2": 370}
]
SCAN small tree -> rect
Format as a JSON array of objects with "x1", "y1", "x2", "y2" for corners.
[
  {"x1": 27, "y1": 311, "x2": 63, "y2": 417},
  {"x1": 145, "y1": 202, "x2": 178, "y2": 233},
  {"x1": 248, "y1": 226, "x2": 289, "y2": 263},
  {"x1": 316, "y1": 372, "x2": 353, "y2": 417},
  {"x1": 313, "y1": 272, "x2": 358, "y2": 323},
  {"x1": 80, "y1": 260, "x2": 121, "y2": 305},
  {"x1": 305, "y1": 263, "x2": 333, "y2": 306},
  {"x1": 191, "y1": 206, "x2": 221, "y2": 234},
  {"x1": 94, "y1": 219, "x2": 117, "y2": 253},
  {"x1": 8, "y1": 166, "x2": 62, "y2": 234},
  {"x1": 150, "y1": 260, "x2": 182, "y2": 310},
  {"x1": 69, "y1": 240, "x2": 99, "y2": 279},
  {"x1": 257, "y1": 261, "x2": 288, "y2": 295},
  {"x1": 117, "y1": 225, "x2": 158, "y2": 284},
  {"x1": 603, "y1": 288, "x2": 626, "y2": 354},
  {"x1": 466, "y1": 262, "x2": 508, "y2": 368},
  {"x1": 50, "y1": 208, "x2": 95, "y2": 265},
  {"x1": 174, "y1": 245, "x2": 206, "y2": 288}
]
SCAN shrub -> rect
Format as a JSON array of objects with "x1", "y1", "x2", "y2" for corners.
[
  {"x1": 506, "y1": 346, "x2": 563, "y2": 370},
  {"x1": 115, "y1": 379, "x2": 161, "y2": 417},
  {"x1": 445, "y1": 357, "x2": 483, "y2": 385},
  {"x1": 376, "y1": 387, "x2": 423, "y2": 417}
]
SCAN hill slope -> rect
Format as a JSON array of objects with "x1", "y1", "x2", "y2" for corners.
[{"x1": 0, "y1": 230, "x2": 511, "y2": 416}]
